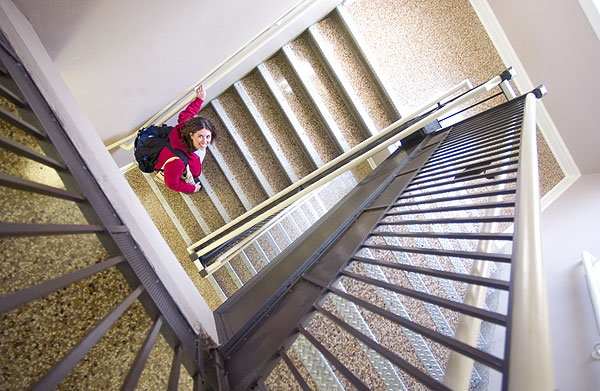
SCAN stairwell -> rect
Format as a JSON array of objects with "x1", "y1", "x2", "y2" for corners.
[
  {"x1": 1, "y1": 0, "x2": 562, "y2": 389},
  {"x1": 124, "y1": 0, "x2": 549, "y2": 309}
]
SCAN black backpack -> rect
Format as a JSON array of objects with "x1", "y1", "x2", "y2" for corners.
[{"x1": 134, "y1": 124, "x2": 188, "y2": 173}]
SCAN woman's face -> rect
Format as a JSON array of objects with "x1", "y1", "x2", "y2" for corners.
[{"x1": 190, "y1": 128, "x2": 212, "y2": 150}]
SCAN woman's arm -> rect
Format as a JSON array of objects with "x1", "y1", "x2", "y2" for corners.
[{"x1": 177, "y1": 85, "x2": 206, "y2": 125}]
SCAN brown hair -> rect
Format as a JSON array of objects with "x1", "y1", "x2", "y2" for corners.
[{"x1": 179, "y1": 117, "x2": 216, "y2": 153}]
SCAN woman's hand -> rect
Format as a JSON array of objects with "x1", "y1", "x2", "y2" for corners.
[
  {"x1": 193, "y1": 182, "x2": 202, "y2": 193},
  {"x1": 196, "y1": 85, "x2": 206, "y2": 100}
]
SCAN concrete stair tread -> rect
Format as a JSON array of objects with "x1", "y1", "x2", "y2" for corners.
[
  {"x1": 263, "y1": 53, "x2": 340, "y2": 165},
  {"x1": 239, "y1": 71, "x2": 315, "y2": 180},
  {"x1": 213, "y1": 89, "x2": 290, "y2": 195}
]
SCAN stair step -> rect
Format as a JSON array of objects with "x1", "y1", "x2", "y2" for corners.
[
  {"x1": 197, "y1": 104, "x2": 268, "y2": 207},
  {"x1": 332, "y1": 4, "x2": 403, "y2": 123},
  {"x1": 306, "y1": 22, "x2": 379, "y2": 138},
  {"x1": 124, "y1": 169, "x2": 225, "y2": 310},
  {"x1": 201, "y1": 156, "x2": 249, "y2": 217},
  {"x1": 262, "y1": 52, "x2": 339, "y2": 165},
  {"x1": 212, "y1": 91, "x2": 290, "y2": 195},
  {"x1": 288, "y1": 35, "x2": 368, "y2": 150},
  {"x1": 234, "y1": 78, "x2": 299, "y2": 184}
]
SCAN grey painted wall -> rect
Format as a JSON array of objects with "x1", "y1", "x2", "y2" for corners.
[
  {"x1": 541, "y1": 173, "x2": 600, "y2": 390},
  {"x1": 488, "y1": 0, "x2": 600, "y2": 175}
]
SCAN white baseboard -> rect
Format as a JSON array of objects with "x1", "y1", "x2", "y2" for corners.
[{"x1": 120, "y1": 161, "x2": 136, "y2": 174}]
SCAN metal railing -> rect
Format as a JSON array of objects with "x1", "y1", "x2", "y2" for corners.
[
  {"x1": 0, "y1": 33, "x2": 214, "y2": 390},
  {"x1": 211, "y1": 89, "x2": 554, "y2": 390},
  {"x1": 188, "y1": 75, "x2": 503, "y2": 275},
  {"x1": 506, "y1": 92, "x2": 554, "y2": 390},
  {"x1": 199, "y1": 183, "x2": 330, "y2": 278}
]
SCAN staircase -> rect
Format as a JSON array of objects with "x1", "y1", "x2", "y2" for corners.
[
  {"x1": 1, "y1": 0, "x2": 556, "y2": 389},
  {"x1": 123, "y1": 1, "x2": 508, "y2": 312}
]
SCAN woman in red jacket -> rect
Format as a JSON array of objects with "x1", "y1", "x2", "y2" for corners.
[{"x1": 155, "y1": 85, "x2": 216, "y2": 193}]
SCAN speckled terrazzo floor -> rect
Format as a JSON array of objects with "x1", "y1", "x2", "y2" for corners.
[{"x1": 0, "y1": 95, "x2": 194, "y2": 389}]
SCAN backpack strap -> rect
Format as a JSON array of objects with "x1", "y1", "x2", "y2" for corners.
[
  {"x1": 154, "y1": 155, "x2": 187, "y2": 185},
  {"x1": 168, "y1": 146, "x2": 189, "y2": 168},
  {"x1": 155, "y1": 145, "x2": 188, "y2": 172}
]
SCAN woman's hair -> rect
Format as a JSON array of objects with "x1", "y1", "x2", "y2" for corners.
[{"x1": 179, "y1": 117, "x2": 216, "y2": 153}]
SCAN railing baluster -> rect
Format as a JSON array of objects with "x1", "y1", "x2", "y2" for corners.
[
  {"x1": 0, "y1": 172, "x2": 84, "y2": 201},
  {"x1": 0, "y1": 222, "x2": 118, "y2": 236},
  {"x1": 167, "y1": 345, "x2": 183, "y2": 391},
  {"x1": 385, "y1": 200, "x2": 515, "y2": 216},
  {"x1": 390, "y1": 188, "x2": 516, "y2": 208},
  {"x1": 410, "y1": 159, "x2": 519, "y2": 187},
  {"x1": 406, "y1": 167, "x2": 518, "y2": 193},
  {"x1": 315, "y1": 304, "x2": 456, "y2": 390},
  {"x1": 378, "y1": 215, "x2": 514, "y2": 226},
  {"x1": 412, "y1": 152, "x2": 519, "y2": 182},
  {"x1": 394, "y1": 177, "x2": 517, "y2": 201},
  {"x1": 336, "y1": 273, "x2": 507, "y2": 325},
  {"x1": 31, "y1": 286, "x2": 145, "y2": 390},
  {"x1": 279, "y1": 348, "x2": 312, "y2": 391},
  {"x1": 0, "y1": 134, "x2": 67, "y2": 170},
  {"x1": 371, "y1": 231, "x2": 513, "y2": 241},
  {"x1": 0, "y1": 104, "x2": 46, "y2": 138},
  {"x1": 352, "y1": 255, "x2": 510, "y2": 290},
  {"x1": 0, "y1": 81, "x2": 28, "y2": 107},
  {"x1": 419, "y1": 144, "x2": 520, "y2": 175},
  {"x1": 298, "y1": 326, "x2": 370, "y2": 391},
  {"x1": 121, "y1": 316, "x2": 164, "y2": 391},
  {"x1": 0, "y1": 255, "x2": 125, "y2": 314}
]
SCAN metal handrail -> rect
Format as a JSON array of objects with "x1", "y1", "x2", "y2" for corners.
[
  {"x1": 105, "y1": 0, "x2": 317, "y2": 151},
  {"x1": 508, "y1": 92, "x2": 554, "y2": 390},
  {"x1": 201, "y1": 183, "x2": 329, "y2": 277},
  {"x1": 188, "y1": 76, "x2": 501, "y2": 263},
  {"x1": 582, "y1": 251, "x2": 600, "y2": 360}
]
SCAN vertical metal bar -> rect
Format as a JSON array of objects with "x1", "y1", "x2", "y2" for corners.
[
  {"x1": 167, "y1": 345, "x2": 183, "y2": 391},
  {"x1": 298, "y1": 326, "x2": 370, "y2": 391},
  {"x1": 0, "y1": 134, "x2": 66, "y2": 170},
  {"x1": 0, "y1": 256, "x2": 125, "y2": 314},
  {"x1": 0, "y1": 172, "x2": 83, "y2": 201},
  {"x1": 279, "y1": 348, "x2": 312, "y2": 391},
  {"x1": 0, "y1": 104, "x2": 46, "y2": 138},
  {"x1": 121, "y1": 316, "x2": 164, "y2": 391},
  {"x1": 31, "y1": 286, "x2": 144, "y2": 390}
]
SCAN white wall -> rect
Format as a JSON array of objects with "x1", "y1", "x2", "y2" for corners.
[
  {"x1": 11, "y1": 0, "x2": 301, "y2": 150},
  {"x1": 541, "y1": 173, "x2": 600, "y2": 390},
  {"x1": 487, "y1": 0, "x2": 600, "y2": 175}
]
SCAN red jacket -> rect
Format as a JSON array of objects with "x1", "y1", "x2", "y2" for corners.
[{"x1": 155, "y1": 98, "x2": 204, "y2": 193}]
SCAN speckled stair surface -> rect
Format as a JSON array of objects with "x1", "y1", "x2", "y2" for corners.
[{"x1": 0, "y1": 91, "x2": 195, "y2": 389}]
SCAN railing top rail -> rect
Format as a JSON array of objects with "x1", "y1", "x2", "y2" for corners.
[{"x1": 507, "y1": 92, "x2": 554, "y2": 390}]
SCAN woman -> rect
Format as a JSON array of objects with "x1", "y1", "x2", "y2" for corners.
[{"x1": 155, "y1": 85, "x2": 216, "y2": 193}]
